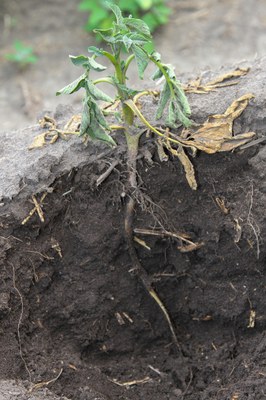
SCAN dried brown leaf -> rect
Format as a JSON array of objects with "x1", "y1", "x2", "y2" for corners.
[
  {"x1": 207, "y1": 67, "x2": 250, "y2": 86},
  {"x1": 185, "y1": 67, "x2": 250, "y2": 93},
  {"x1": 28, "y1": 133, "x2": 47, "y2": 149},
  {"x1": 180, "y1": 94, "x2": 256, "y2": 154},
  {"x1": 247, "y1": 309, "x2": 256, "y2": 328},
  {"x1": 178, "y1": 241, "x2": 204, "y2": 252},
  {"x1": 166, "y1": 143, "x2": 197, "y2": 190}
]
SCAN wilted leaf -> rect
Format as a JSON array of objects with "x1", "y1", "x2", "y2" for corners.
[
  {"x1": 132, "y1": 44, "x2": 149, "y2": 79},
  {"x1": 70, "y1": 55, "x2": 106, "y2": 72},
  {"x1": 80, "y1": 100, "x2": 91, "y2": 135},
  {"x1": 166, "y1": 142, "x2": 197, "y2": 190},
  {"x1": 166, "y1": 99, "x2": 191, "y2": 128},
  {"x1": 207, "y1": 67, "x2": 250, "y2": 86},
  {"x1": 156, "y1": 82, "x2": 170, "y2": 119},
  {"x1": 69, "y1": 55, "x2": 89, "y2": 66},
  {"x1": 156, "y1": 139, "x2": 169, "y2": 161},
  {"x1": 185, "y1": 67, "x2": 250, "y2": 94},
  {"x1": 151, "y1": 67, "x2": 163, "y2": 81},
  {"x1": 56, "y1": 74, "x2": 86, "y2": 95},
  {"x1": 172, "y1": 79, "x2": 191, "y2": 116},
  {"x1": 80, "y1": 97, "x2": 116, "y2": 147},
  {"x1": 150, "y1": 54, "x2": 191, "y2": 127},
  {"x1": 89, "y1": 57, "x2": 107, "y2": 71},
  {"x1": 87, "y1": 122, "x2": 116, "y2": 147},
  {"x1": 91, "y1": 101, "x2": 110, "y2": 129},
  {"x1": 93, "y1": 28, "x2": 114, "y2": 43},
  {"x1": 179, "y1": 94, "x2": 256, "y2": 153},
  {"x1": 87, "y1": 46, "x2": 104, "y2": 56},
  {"x1": 111, "y1": 78, "x2": 140, "y2": 98},
  {"x1": 85, "y1": 80, "x2": 113, "y2": 102},
  {"x1": 166, "y1": 100, "x2": 177, "y2": 127},
  {"x1": 28, "y1": 133, "x2": 47, "y2": 149}
]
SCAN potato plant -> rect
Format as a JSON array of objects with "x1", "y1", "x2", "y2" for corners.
[{"x1": 57, "y1": 1, "x2": 192, "y2": 344}]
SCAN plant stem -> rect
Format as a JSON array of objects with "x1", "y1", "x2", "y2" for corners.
[
  {"x1": 125, "y1": 131, "x2": 141, "y2": 187},
  {"x1": 149, "y1": 55, "x2": 175, "y2": 98},
  {"x1": 122, "y1": 103, "x2": 135, "y2": 126},
  {"x1": 124, "y1": 131, "x2": 150, "y2": 285},
  {"x1": 93, "y1": 77, "x2": 115, "y2": 86},
  {"x1": 124, "y1": 54, "x2": 135, "y2": 76}
]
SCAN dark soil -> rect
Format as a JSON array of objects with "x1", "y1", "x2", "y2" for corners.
[{"x1": 0, "y1": 128, "x2": 265, "y2": 399}]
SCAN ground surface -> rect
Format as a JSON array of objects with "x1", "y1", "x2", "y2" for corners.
[
  {"x1": 1, "y1": 0, "x2": 266, "y2": 132},
  {"x1": 0, "y1": 1, "x2": 266, "y2": 400}
]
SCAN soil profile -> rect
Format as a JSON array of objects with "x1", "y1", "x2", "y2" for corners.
[{"x1": 0, "y1": 58, "x2": 266, "y2": 399}]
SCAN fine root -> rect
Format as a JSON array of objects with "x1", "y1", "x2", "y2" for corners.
[
  {"x1": 246, "y1": 182, "x2": 261, "y2": 259},
  {"x1": 10, "y1": 262, "x2": 32, "y2": 381}
]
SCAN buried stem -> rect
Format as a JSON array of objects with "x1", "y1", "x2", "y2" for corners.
[{"x1": 124, "y1": 132, "x2": 179, "y2": 347}]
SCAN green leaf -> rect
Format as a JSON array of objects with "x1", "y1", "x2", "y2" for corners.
[
  {"x1": 166, "y1": 100, "x2": 177, "y2": 128},
  {"x1": 156, "y1": 81, "x2": 170, "y2": 119},
  {"x1": 173, "y1": 100, "x2": 191, "y2": 128},
  {"x1": 89, "y1": 57, "x2": 107, "y2": 71},
  {"x1": 80, "y1": 97, "x2": 116, "y2": 147},
  {"x1": 70, "y1": 55, "x2": 106, "y2": 71},
  {"x1": 104, "y1": 1, "x2": 124, "y2": 26},
  {"x1": 91, "y1": 101, "x2": 110, "y2": 129},
  {"x1": 122, "y1": 35, "x2": 133, "y2": 51},
  {"x1": 123, "y1": 17, "x2": 151, "y2": 37},
  {"x1": 129, "y1": 32, "x2": 150, "y2": 45},
  {"x1": 166, "y1": 99, "x2": 191, "y2": 128},
  {"x1": 151, "y1": 51, "x2": 161, "y2": 62},
  {"x1": 88, "y1": 46, "x2": 104, "y2": 56},
  {"x1": 69, "y1": 55, "x2": 89, "y2": 66},
  {"x1": 85, "y1": 80, "x2": 114, "y2": 103},
  {"x1": 102, "y1": 31, "x2": 149, "y2": 49},
  {"x1": 172, "y1": 79, "x2": 191, "y2": 116},
  {"x1": 56, "y1": 73, "x2": 86, "y2": 95},
  {"x1": 93, "y1": 27, "x2": 115, "y2": 43},
  {"x1": 111, "y1": 78, "x2": 140, "y2": 98},
  {"x1": 164, "y1": 63, "x2": 176, "y2": 79},
  {"x1": 87, "y1": 124, "x2": 116, "y2": 147},
  {"x1": 80, "y1": 100, "x2": 91, "y2": 135},
  {"x1": 151, "y1": 67, "x2": 163, "y2": 81},
  {"x1": 132, "y1": 44, "x2": 149, "y2": 79}
]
